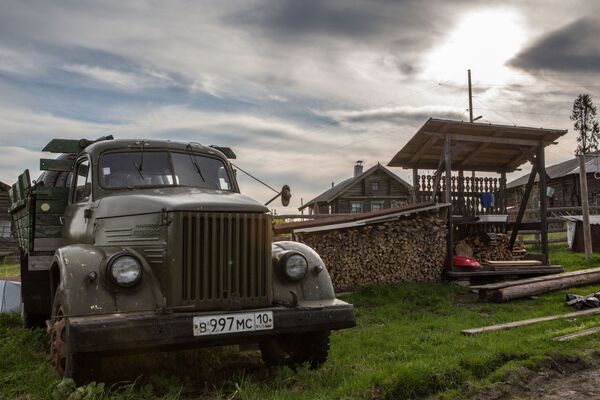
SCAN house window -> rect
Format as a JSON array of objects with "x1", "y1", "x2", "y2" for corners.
[
  {"x1": 350, "y1": 202, "x2": 363, "y2": 213},
  {"x1": 371, "y1": 201, "x2": 384, "y2": 212},
  {"x1": 371, "y1": 181, "x2": 380, "y2": 191},
  {"x1": 0, "y1": 221, "x2": 10, "y2": 238}
]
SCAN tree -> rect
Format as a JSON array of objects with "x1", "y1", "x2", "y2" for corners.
[{"x1": 571, "y1": 94, "x2": 600, "y2": 155}]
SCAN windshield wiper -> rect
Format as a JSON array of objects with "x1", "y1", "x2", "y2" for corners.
[
  {"x1": 191, "y1": 159, "x2": 206, "y2": 182},
  {"x1": 133, "y1": 161, "x2": 145, "y2": 179}
]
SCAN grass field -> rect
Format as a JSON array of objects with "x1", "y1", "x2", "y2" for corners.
[
  {"x1": 2, "y1": 247, "x2": 600, "y2": 399},
  {"x1": 0, "y1": 262, "x2": 19, "y2": 278}
]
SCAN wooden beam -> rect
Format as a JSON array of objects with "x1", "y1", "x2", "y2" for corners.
[
  {"x1": 461, "y1": 307, "x2": 600, "y2": 336},
  {"x1": 538, "y1": 142, "x2": 549, "y2": 264},
  {"x1": 509, "y1": 163, "x2": 538, "y2": 249},
  {"x1": 579, "y1": 155, "x2": 593, "y2": 260},
  {"x1": 444, "y1": 134, "x2": 454, "y2": 271},
  {"x1": 554, "y1": 326, "x2": 600, "y2": 342},
  {"x1": 409, "y1": 136, "x2": 438, "y2": 162},
  {"x1": 424, "y1": 131, "x2": 540, "y2": 147},
  {"x1": 412, "y1": 168, "x2": 419, "y2": 203}
]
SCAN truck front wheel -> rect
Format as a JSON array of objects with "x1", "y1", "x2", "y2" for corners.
[
  {"x1": 48, "y1": 289, "x2": 101, "y2": 384},
  {"x1": 259, "y1": 330, "x2": 330, "y2": 369}
]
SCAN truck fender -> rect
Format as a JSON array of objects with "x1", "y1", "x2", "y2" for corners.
[
  {"x1": 271, "y1": 241, "x2": 336, "y2": 305},
  {"x1": 50, "y1": 245, "x2": 165, "y2": 317}
]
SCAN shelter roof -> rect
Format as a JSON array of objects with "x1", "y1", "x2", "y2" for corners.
[{"x1": 388, "y1": 118, "x2": 567, "y2": 173}]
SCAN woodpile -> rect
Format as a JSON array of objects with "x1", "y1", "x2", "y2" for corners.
[
  {"x1": 296, "y1": 214, "x2": 447, "y2": 291},
  {"x1": 455, "y1": 233, "x2": 526, "y2": 262}
]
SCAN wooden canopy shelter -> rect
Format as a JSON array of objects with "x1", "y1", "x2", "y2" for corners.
[{"x1": 389, "y1": 118, "x2": 568, "y2": 271}]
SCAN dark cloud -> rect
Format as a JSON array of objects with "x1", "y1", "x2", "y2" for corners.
[
  {"x1": 510, "y1": 17, "x2": 600, "y2": 73},
  {"x1": 227, "y1": 0, "x2": 388, "y2": 38}
]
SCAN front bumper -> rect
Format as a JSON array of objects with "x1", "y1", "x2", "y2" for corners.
[{"x1": 68, "y1": 299, "x2": 355, "y2": 354}]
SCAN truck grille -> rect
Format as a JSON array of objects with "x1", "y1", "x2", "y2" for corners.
[{"x1": 177, "y1": 212, "x2": 272, "y2": 310}]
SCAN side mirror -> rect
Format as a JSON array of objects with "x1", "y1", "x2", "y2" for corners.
[
  {"x1": 281, "y1": 185, "x2": 291, "y2": 207},
  {"x1": 265, "y1": 184, "x2": 292, "y2": 207}
]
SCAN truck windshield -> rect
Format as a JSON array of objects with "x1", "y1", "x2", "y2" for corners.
[{"x1": 100, "y1": 151, "x2": 233, "y2": 191}]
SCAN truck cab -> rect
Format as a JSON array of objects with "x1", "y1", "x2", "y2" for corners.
[{"x1": 9, "y1": 137, "x2": 355, "y2": 383}]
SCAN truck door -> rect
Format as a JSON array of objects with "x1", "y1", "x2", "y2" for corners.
[{"x1": 63, "y1": 156, "x2": 96, "y2": 244}]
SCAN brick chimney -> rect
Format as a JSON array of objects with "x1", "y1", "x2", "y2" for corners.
[{"x1": 354, "y1": 160, "x2": 364, "y2": 177}]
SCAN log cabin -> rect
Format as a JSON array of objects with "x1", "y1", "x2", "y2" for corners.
[{"x1": 299, "y1": 162, "x2": 413, "y2": 215}]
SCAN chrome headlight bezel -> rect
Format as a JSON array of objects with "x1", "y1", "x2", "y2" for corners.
[
  {"x1": 279, "y1": 251, "x2": 308, "y2": 282},
  {"x1": 106, "y1": 253, "x2": 143, "y2": 287}
]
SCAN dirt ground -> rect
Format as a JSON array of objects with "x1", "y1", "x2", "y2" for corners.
[{"x1": 470, "y1": 351, "x2": 600, "y2": 400}]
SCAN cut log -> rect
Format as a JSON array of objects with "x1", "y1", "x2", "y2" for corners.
[
  {"x1": 462, "y1": 307, "x2": 600, "y2": 336},
  {"x1": 553, "y1": 326, "x2": 600, "y2": 342},
  {"x1": 473, "y1": 268, "x2": 600, "y2": 302}
]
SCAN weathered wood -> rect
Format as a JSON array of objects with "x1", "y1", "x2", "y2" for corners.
[
  {"x1": 42, "y1": 138, "x2": 83, "y2": 153},
  {"x1": 444, "y1": 133, "x2": 454, "y2": 271},
  {"x1": 40, "y1": 158, "x2": 74, "y2": 172},
  {"x1": 424, "y1": 132, "x2": 541, "y2": 147},
  {"x1": 461, "y1": 307, "x2": 600, "y2": 336},
  {"x1": 475, "y1": 267, "x2": 600, "y2": 302},
  {"x1": 470, "y1": 267, "x2": 600, "y2": 290},
  {"x1": 553, "y1": 326, "x2": 600, "y2": 342},
  {"x1": 579, "y1": 155, "x2": 593, "y2": 259},
  {"x1": 509, "y1": 164, "x2": 538, "y2": 249},
  {"x1": 538, "y1": 142, "x2": 549, "y2": 264}
]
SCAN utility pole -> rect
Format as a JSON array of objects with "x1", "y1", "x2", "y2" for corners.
[
  {"x1": 468, "y1": 69, "x2": 473, "y2": 123},
  {"x1": 579, "y1": 155, "x2": 593, "y2": 259}
]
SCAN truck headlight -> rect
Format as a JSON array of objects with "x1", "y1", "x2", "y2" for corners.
[
  {"x1": 281, "y1": 252, "x2": 308, "y2": 281},
  {"x1": 108, "y1": 254, "x2": 143, "y2": 286}
]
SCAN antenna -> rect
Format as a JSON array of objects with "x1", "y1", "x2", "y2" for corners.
[{"x1": 468, "y1": 69, "x2": 473, "y2": 123}]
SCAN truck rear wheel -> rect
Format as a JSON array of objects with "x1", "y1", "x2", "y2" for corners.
[
  {"x1": 259, "y1": 330, "x2": 330, "y2": 369},
  {"x1": 48, "y1": 289, "x2": 101, "y2": 384}
]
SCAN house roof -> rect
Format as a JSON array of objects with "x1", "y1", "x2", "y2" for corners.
[
  {"x1": 299, "y1": 163, "x2": 412, "y2": 211},
  {"x1": 0, "y1": 182, "x2": 11, "y2": 191},
  {"x1": 388, "y1": 118, "x2": 567, "y2": 173},
  {"x1": 507, "y1": 150, "x2": 600, "y2": 189}
]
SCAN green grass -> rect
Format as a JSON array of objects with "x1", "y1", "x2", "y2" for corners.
[
  {"x1": 2, "y1": 246, "x2": 600, "y2": 399},
  {"x1": 0, "y1": 263, "x2": 19, "y2": 278}
]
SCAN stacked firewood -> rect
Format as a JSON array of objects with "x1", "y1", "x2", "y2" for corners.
[
  {"x1": 456, "y1": 233, "x2": 527, "y2": 262},
  {"x1": 296, "y1": 214, "x2": 447, "y2": 291}
]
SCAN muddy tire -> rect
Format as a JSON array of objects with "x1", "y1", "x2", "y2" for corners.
[
  {"x1": 260, "y1": 330, "x2": 330, "y2": 369},
  {"x1": 48, "y1": 289, "x2": 102, "y2": 384}
]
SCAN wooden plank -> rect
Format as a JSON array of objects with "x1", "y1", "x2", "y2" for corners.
[
  {"x1": 579, "y1": 155, "x2": 593, "y2": 259},
  {"x1": 554, "y1": 326, "x2": 600, "y2": 342},
  {"x1": 461, "y1": 307, "x2": 600, "y2": 336},
  {"x1": 42, "y1": 138, "x2": 83, "y2": 153},
  {"x1": 444, "y1": 134, "x2": 454, "y2": 271},
  {"x1": 40, "y1": 158, "x2": 74, "y2": 172},
  {"x1": 484, "y1": 260, "x2": 543, "y2": 266}
]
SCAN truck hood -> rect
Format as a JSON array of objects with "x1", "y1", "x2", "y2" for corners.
[{"x1": 94, "y1": 186, "x2": 269, "y2": 218}]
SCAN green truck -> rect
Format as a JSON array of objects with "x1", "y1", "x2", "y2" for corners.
[{"x1": 9, "y1": 136, "x2": 355, "y2": 383}]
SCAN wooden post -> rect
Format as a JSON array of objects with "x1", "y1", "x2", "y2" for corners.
[
  {"x1": 500, "y1": 171, "x2": 507, "y2": 214},
  {"x1": 579, "y1": 155, "x2": 593, "y2": 259},
  {"x1": 458, "y1": 170, "x2": 465, "y2": 215},
  {"x1": 444, "y1": 134, "x2": 454, "y2": 271},
  {"x1": 509, "y1": 163, "x2": 538, "y2": 249},
  {"x1": 412, "y1": 168, "x2": 419, "y2": 203},
  {"x1": 538, "y1": 142, "x2": 549, "y2": 264}
]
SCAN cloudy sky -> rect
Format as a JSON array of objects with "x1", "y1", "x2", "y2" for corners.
[{"x1": 1, "y1": 0, "x2": 599, "y2": 211}]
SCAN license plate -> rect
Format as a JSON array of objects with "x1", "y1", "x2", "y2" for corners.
[{"x1": 193, "y1": 311, "x2": 274, "y2": 336}]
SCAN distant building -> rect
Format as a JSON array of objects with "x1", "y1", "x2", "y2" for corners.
[
  {"x1": 507, "y1": 150, "x2": 600, "y2": 208},
  {"x1": 0, "y1": 181, "x2": 18, "y2": 262},
  {"x1": 299, "y1": 162, "x2": 413, "y2": 215}
]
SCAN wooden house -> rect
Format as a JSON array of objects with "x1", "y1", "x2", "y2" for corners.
[
  {"x1": 507, "y1": 150, "x2": 600, "y2": 209},
  {"x1": 0, "y1": 181, "x2": 18, "y2": 262},
  {"x1": 299, "y1": 162, "x2": 413, "y2": 215}
]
